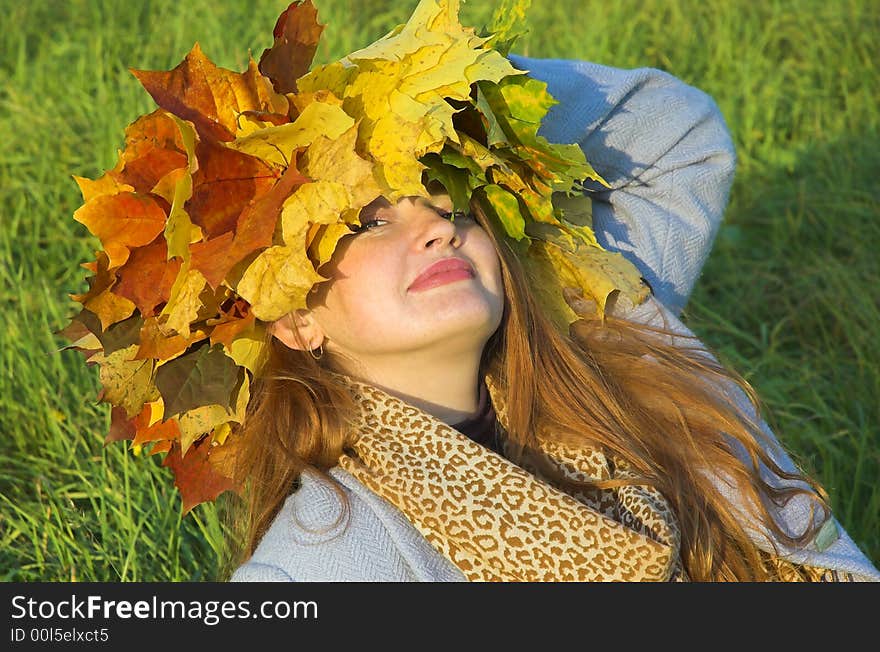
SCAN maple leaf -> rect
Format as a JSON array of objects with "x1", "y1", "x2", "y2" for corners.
[
  {"x1": 188, "y1": 158, "x2": 311, "y2": 289},
  {"x1": 56, "y1": 311, "x2": 102, "y2": 353},
  {"x1": 297, "y1": 0, "x2": 520, "y2": 203},
  {"x1": 162, "y1": 439, "x2": 238, "y2": 514},
  {"x1": 154, "y1": 342, "x2": 242, "y2": 418},
  {"x1": 228, "y1": 98, "x2": 353, "y2": 168},
  {"x1": 187, "y1": 140, "x2": 280, "y2": 238},
  {"x1": 89, "y1": 344, "x2": 160, "y2": 418},
  {"x1": 115, "y1": 239, "x2": 182, "y2": 317},
  {"x1": 133, "y1": 417, "x2": 181, "y2": 447},
  {"x1": 74, "y1": 110, "x2": 187, "y2": 202},
  {"x1": 99, "y1": 313, "x2": 144, "y2": 355},
  {"x1": 236, "y1": 241, "x2": 326, "y2": 322},
  {"x1": 135, "y1": 316, "x2": 207, "y2": 361},
  {"x1": 259, "y1": 0, "x2": 325, "y2": 95},
  {"x1": 129, "y1": 400, "x2": 182, "y2": 446},
  {"x1": 107, "y1": 406, "x2": 137, "y2": 443},
  {"x1": 482, "y1": 0, "x2": 533, "y2": 55},
  {"x1": 131, "y1": 45, "x2": 288, "y2": 142},
  {"x1": 482, "y1": 184, "x2": 526, "y2": 240},
  {"x1": 224, "y1": 323, "x2": 268, "y2": 374},
  {"x1": 524, "y1": 238, "x2": 649, "y2": 328},
  {"x1": 69, "y1": 253, "x2": 137, "y2": 332},
  {"x1": 159, "y1": 267, "x2": 208, "y2": 338},
  {"x1": 73, "y1": 192, "x2": 168, "y2": 270},
  {"x1": 208, "y1": 301, "x2": 256, "y2": 347},
  {"x1": 177, "y1": 404, "x2": 234, "y2": 454}
]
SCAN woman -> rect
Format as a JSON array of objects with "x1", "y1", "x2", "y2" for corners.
[
  {"x1": 66, "y1": 0, "x2": 879, "y2": 581},
  {"x1": 226, "y1": 59, "x2": 878, "y2": 582}
]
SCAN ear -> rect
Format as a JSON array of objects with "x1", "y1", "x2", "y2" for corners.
[{"x1": 270, "y1": 309, "x2": 325, "y2": 352}]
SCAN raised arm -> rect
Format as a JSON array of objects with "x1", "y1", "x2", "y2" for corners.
[{"x1": 508, "y1": 55, "x2": 736, "y2": 316}]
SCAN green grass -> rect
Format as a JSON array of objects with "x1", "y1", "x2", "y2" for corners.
[{"x1": 1, "y1": 0, "x2": 877, "y2": 580}]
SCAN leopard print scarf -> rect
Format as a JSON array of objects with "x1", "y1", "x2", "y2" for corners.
[{"x1": 335, "y1": 374, "x2": 685, "y2": 581}]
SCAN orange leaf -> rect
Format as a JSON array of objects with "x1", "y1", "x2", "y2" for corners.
[
  {"x1": 148, "y1": 439, "x2": 173, "y2": 456},
  {"x1": 131, "y1": 44, "x2": 288, "y2": 142},
  {"x1": 73, "y1": 192, "x2": 167, "y2": 269},
  {"x1": 133, "y1": 417, "x2": 181, "y2": 446},
  {"x1": 135, "y1": 316, "x2": 207, "y2": 360},
  {"x1": 115, "y1": 239, "x2": 182, "y2": 317},
  {"x1": 79, "y1": 110, "x2": 188, "y2": 200},
  {"x1": 259, "y1": 0, "x2": 325, "y2": 95},
  {"x1": 70, "y1": 252, "x2": 116, "y2": 306},
  {"x1": 162, "y1": 439, "x2": 237, "y2": 513},
  {"x1": 209, "y1": 307, "x2": 256, "y2": 347}
]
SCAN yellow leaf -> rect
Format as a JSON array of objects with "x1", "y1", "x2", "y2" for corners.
[
  {"x1": 226, "y1": 324, "x2": 267, "y2": 374},
  {"x1": 86, "y1": 288, "x2": 137, "y2": 332},
  {"x1": 367, "y1": 116, "x2": 429, "y2": 199},
  {"x1": 160, "y1": 266, "x2": 208, "y2": 337},
  {"x1": 212, "y1": 422, "x2": 232, "y2": 446},
  {"x1": 178, "y1": 403, "x2": 232, "y2": 455},
  {"x1": 164, "y1": 172, "x2": 197, "y2": 262},
  {"x1": 296, "y1": 61, "x2": 355, "y2": 99},
  {"x1": 237, "y1": 240, "x2": 326, "y2": 322},
  {"x1": 524, "y1": 239, "x2": 649, "y2": 328},
  {"x1": 302, "y1": 126, "x2": 382, "y2": 207},
  {"x1": 281, "y1": 181, "x2": 352, "y2": 243},
  {"x1": 309, "y1": 222, "x2": 353, "y2": 270},
  {"x1": 73, "y1": 174, "x2": 133, "y2": 203},
  {"x1": 91, "y1": 344, "x2": 160, "y2": 418},
  {"x1": 227, "y1": 100, "x2": 354, "y2": 167}
]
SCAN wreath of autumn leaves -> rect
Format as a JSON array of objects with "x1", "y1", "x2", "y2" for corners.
[{"x1": 61, "y1": 0, "x2": 648, "y2": 513}]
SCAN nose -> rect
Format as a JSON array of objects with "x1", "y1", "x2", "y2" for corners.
[{"x1": 418, "y1": 209, "x2": 461, "y2": 250}]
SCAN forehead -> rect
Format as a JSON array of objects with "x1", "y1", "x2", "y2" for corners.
[{"x1": 359, "y1": 192, "x2": 452, "y2": 216}]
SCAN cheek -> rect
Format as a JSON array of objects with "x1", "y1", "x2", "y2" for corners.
[
  {"x1": 320, "y1": 245, "x2": 403, "y2": 331},
  {"x1": 471, "y1": 229, "x2": 504, "y2": 291}
]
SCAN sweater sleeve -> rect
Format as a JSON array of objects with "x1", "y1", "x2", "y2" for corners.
[{"x1": 507, "y1": 55, "x2": 737, "y2": 316}]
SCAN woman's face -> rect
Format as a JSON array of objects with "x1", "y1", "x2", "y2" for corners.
[{"x1": 307, "y1": 193, "x2": 505, "y2": 365}]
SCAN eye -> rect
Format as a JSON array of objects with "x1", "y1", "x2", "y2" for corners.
[
  {"x1": 348, "y1": 218, "x2": 389, "y2": 234},
  {"x1": 437, "y1": 209, "x2": 472, "y2": 222}
]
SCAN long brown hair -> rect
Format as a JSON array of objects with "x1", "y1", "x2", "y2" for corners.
[{"x1": 221, "y1": 201, "x2": 830, "y2": 581}]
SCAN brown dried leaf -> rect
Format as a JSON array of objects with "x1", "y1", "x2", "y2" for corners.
[{"x1": 259, "y1": 0, "x2": 325, "y2": 94}]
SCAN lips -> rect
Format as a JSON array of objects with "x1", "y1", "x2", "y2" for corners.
[{"x1": 408, "y1": 257, "x2": 475, "y2": 292}]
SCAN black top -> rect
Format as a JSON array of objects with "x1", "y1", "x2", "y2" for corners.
[{"x1": 450, "y1": 381, "x2": 501, "y2": 454}]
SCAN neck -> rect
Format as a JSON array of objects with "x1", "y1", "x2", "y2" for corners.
[{"x1": 335, "y1": 344, "x2": 484, "y2": 424}]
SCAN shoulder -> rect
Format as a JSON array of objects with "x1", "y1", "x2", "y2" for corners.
[{"x1": 229, "y1": 467, "x2": 465, "y2": 582}]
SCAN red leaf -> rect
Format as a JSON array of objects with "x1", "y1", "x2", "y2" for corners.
[
  {"x1": 189, "y1": 158, "x2": 310, "y2": 288},
  {"x1": 232, "y1": 154, "x2": 310, "y2": 253},
  {"x1": 107, "y1": 406, "x2": 136, "y2": 443},
  {"x1": 162, "y1": 439, "x2": 237, "y2": 513},
  {"x1": 188, "y1": 140, "x2": 279, "y2": 238},
  {"x1": 115, "y1": 239, "x2": 182, "y2": 317},
  {"x1": 189, "y1": 232, "x2": 236, "y2": 290}
]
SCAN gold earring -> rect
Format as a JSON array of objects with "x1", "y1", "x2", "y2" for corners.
[{"x1": 309, "y1": 342, "x2": 324, "y2": 360}]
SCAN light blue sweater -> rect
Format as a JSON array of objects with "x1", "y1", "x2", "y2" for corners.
[{"x1": 231, "y1": 56, "x2": 880, "y2": 582}]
